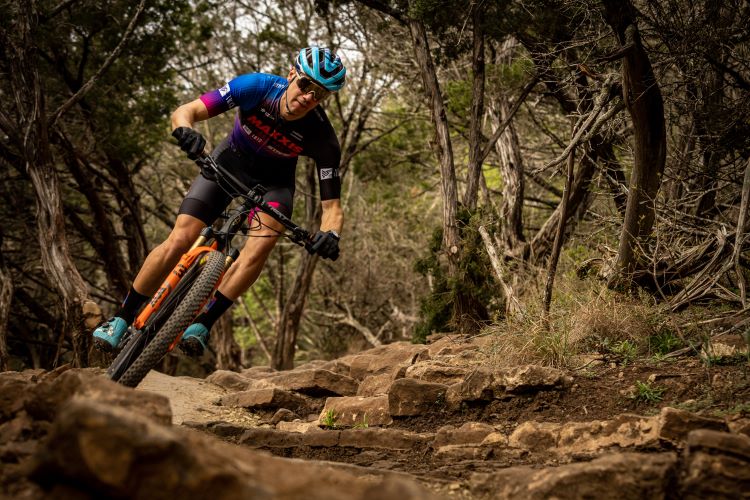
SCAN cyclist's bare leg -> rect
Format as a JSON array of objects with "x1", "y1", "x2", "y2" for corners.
[
  {"x1": 132, "y1": 214, "x2": 205, "y2": 296},
  {"x1": 217, "y1": 211, "x2": 284, "y2": 300}
]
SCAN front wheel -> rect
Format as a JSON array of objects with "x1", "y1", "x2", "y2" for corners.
[{"x1": 117, "y1": 250, "x2": 225, "y2": 388}]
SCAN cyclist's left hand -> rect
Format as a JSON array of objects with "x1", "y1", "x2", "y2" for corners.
[
  {"x1": 172, "y1": 127, "x2": 206, "y2": 160},
  {"x1": 308, "y1": 230, "x2": 340, "y2": 260}
]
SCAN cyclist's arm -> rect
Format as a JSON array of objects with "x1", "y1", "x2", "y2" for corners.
[
  {"x1": 171, "y1": 99, "x2": 210, "y2": 130},
  {"x1": 320, "y1": 199, "x2": 344, "y2": 234}
]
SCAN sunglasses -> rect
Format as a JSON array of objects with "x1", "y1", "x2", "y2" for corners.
[{"x1": 294, "y1": 69, "x2": 334, "y2": 101}]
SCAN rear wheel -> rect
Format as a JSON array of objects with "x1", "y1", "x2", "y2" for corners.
[{"x1": 118, "y1": 251, "x2": 225, "y2": 388}]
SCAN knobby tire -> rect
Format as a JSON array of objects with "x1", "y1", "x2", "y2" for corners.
[
  {"x1": 106, "y1": 255, "x2": 206, "y2": 382},
  {"x1": 118, "y1": 250, "x2": 225, "y2": 388}
]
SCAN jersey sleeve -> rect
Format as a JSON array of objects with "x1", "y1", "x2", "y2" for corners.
[
  {"x1": 314, "y1": 136, "x2": 342, "y2": 201},
  {"x1": 199, "y1": 73, "x2": 270, "y2": 118},
  {"x1": 306, "y1": 109, "x2": 342, "y2": 201}
]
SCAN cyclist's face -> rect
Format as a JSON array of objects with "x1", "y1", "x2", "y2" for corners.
[{"x1": 282, "y1": 67, "x2": 321, "y2": 119}]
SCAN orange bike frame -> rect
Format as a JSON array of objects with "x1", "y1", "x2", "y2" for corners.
[{"x1": 132, "y1": 243, "x2": 219, "y2": 330}]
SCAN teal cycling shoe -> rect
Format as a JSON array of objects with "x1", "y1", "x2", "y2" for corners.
[
  {"x1": 179, "y1": 323, "x2": 209, "y2": 357},
  {"x1": 92, "y1": 317, "x2": 129, "y2": 352}
]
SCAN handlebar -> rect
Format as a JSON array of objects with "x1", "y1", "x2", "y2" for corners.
[{"x1": 194, "y1": 153, "x2": 313, "y2": 249}]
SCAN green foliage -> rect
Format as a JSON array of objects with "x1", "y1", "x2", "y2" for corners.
[
  {"x1": 631, "y1": 380, "x2": 666, "y2": 404},
  {"x1": 33, "y1": 0, "x2": 215, "y2": 161},
  {"x1": 648, "y1": 331, "x2": 683, "y2": 356},
  {"x1": 605, "y1": 339, "x2": 638, "y2": 366},
  {"x1": 413, "y1": 209, "x2": 496, "y2": 342},
  {"x1": 321, "y1": 409, "x2": 337, "y2": 429},
  {"x1": 413, "y1": 227, "x2": 452, "y2": 343}
]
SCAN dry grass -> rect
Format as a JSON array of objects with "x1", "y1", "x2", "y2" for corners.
[{"x1": 482, "y1": 278, "x2": 667, "y2": 368}]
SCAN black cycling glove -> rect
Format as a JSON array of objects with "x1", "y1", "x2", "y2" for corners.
[
  {"x1": 308, "y1": 230, "x2": 340, "y2": 261},
  {"x1": 172, "y1": 127, "x2": 206, "y2": 160}
]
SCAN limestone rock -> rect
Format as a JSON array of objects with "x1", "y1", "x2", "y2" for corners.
[
  {"x1": 319, "y1": 395, "x2": 392, "y2": 427},
  {"x1": 239, "y1": 366, "x2": 276, "y2": 378},
  {"x1": 509, "y1": 414, "x2": 659, "y2": 455},
  {"x1": 205, "y1": 370, "x2": 251, "y2": 392},
  {"x1": 434, "y1": 422, "x2": 496, "y2": 447},
  {"x1": 425, "y1": 334, "x2": 474, "y2": 358},
  {"x1": 446, "y1": 365, "x2": 572, "y2": 405},
  {"x1": 680, "y1": 429, "x2": 750, "y2": 498},
  {"x1": 348, "y1": 343, "x2": 428, "y2": 381},
  {"x1": 276, "y1": 421, "x2": 318, "y2": 433},
  {"x1": 388, "y1": 378, "x2": 448, "y2": 417},
  {"x1": 25, "y1": 369, "x2": 171, "y2": 425},
  {"x1": 500, "y1": 365, "x2": 573, "y2": 393},
  {"x1": 0, "y1": 371, "x2": 38, "y2": 422},
  {"x1": 270, "y1": 408, "x2": 298, "y2": 425},
  {"x1": 338, "y1": 428, "x2": 433, "y2": 450},
  {"x1": 446, "y1": 369, "x2": 495, "y2": 405},
  {"x1": 32, "y1": 399, "x2": 435, "y2": 499},
  {"x1": 405, "y1": 361, "x2": 469, "y2": 385},
  {"x1": 433, "y1": 444, "x2": 493, "y2": 461},
  {"x1": 357, "y1": 373, "x2": 396, "y2": 397},
  {"x1": 656, "y1": 407, "x2": 728, "y2": 444},
  {"x1": 263, "y1": 369, "x2": 358, "y2": 397},
  {"x1": 469, "y1": 452, "x2": 677, "y2": 499},
  {"x1": 220, "y1": 388, "x2": 307, "y2": 412}
]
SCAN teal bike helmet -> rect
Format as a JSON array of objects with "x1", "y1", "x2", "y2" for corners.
[{"x1": 294, "y1": 47, "x2": 346, "y2": 91}]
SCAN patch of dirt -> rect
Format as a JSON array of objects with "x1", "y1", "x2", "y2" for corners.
[{"x1": 138, "y1": 370, "x2": 261, "y2": 427}]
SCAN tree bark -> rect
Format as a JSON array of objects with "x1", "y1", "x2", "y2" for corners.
[
  {"x1": 407, "y1": 18, "x2": 461, "y2": 278},
  {"x1": 602, "y1": 0, "x2": 667, "y2": 289},
  {"x1": 272, "y1": 161, "x2": 320, "y2": 370},
  {"x1": 210, "y1": 313, "x2": 241, "y2": 371},
  {"x1": 8, "y1": 0, "x2": 90, "y2": 366},
  {"x1": 491, "y1": 94, "x2": 526, "y2": 252},
  {"x1": 734, "y1": 159, "x2": 750, "y2": 307},
  {"x1": 543, "y1": 146, "x2": 576, "y2": 317},
  {"x1": 464, "y1": 5, "x2": 485, "y2": 212},
  {"x1": 0, "y1": 235, "x2": 12, "y2": 371}
]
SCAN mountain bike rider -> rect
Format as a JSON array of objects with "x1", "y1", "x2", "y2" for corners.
[{"x1": 92, "y1": 46, "x2": 346, "y2": 356}]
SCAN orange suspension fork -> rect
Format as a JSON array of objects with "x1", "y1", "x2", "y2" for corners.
[{"x1": 132, "y1": 236, "x2": 218, "y2": 330}]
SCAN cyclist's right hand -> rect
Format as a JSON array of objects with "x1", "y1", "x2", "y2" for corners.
[
  {"x1": 172, "y1": 127, "x2": 206, "y2": 160},
  {"x1": 308, "y1": 230, "x2": 340, "y2": 261}
]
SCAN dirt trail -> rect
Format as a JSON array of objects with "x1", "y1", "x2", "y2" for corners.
[{"x1": 138, "y1": 370, "x2": 261, "y2": 427}]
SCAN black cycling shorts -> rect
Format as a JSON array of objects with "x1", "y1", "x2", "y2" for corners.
[{"x1": 178, "y1": 138, "x2": 295, "y2": 225}]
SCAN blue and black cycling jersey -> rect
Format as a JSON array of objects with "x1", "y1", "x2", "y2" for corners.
[{"x1": 199, "y1": 73, "x2": 341, "y2": 201}]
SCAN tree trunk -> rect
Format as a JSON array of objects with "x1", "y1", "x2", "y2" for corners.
[
  {"x1": 0, "y1": 242, "x2": 12, "y2": 371},
  {"x1": 602, "y1": 0, "x2": 667, "y2": 289},
  {"x1": 272, "y1": 161, "x2": 320, "y2": 370},
  {"x1": 210, "y1": 313, "x2": 241, "y2": 371},
  {"x1": 463, "y1": 5, "x2": 485, "y2": 212},
  {"x1": 407, "y1": 18, "x2": 461, "y2": 278},
  {"x1": 9, "y1": 0, "x2": 90, "y2": 366},
  {"x1": 491, "y1": 39, "x2": 526, "y2": 252},
  {"x1": 491, "y1": 96, "x2": 526, "y2": 252},
  {"x1": 543, "y1": 146, "x2": 576, "y2": 317}
]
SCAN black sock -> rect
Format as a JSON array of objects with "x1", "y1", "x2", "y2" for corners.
[
  {"x1": 116, "y1": 286, "x2": 150, "y2": 324},
  {"x1": 193, "y1": 291, "x2": 233, "y2": 331}
]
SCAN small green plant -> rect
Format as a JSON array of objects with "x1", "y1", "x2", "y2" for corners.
[
  {"x1": 321, "y1": 409, "x2": 337, "y2": 429},
  {"x1": 649, "y1": 331, "x2": 682, "y2": 355},
  {"x1": 610, "y1": 339, "x2": 638, "y2": 366},
  {"x1": 352, "y1": 413, "x2": 369, "y2": 429},
  {"x1": 632, "y1": 380, "x2": 666, "y2": 404},
  {"x1": 651, "y1": 352, "x2": 673, "y2": 363}
]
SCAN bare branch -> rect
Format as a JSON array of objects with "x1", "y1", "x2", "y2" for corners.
[{"x1": 478, "y1": 226, "x2": 524, "y2": 318}]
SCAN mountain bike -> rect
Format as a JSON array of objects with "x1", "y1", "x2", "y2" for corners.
[{"x1": 106, "y1": 153, "x2": 313, "y2": 388}]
